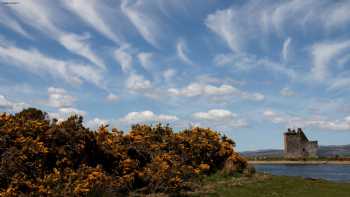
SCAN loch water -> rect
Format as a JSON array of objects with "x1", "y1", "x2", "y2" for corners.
[{"x1": 254, "y1": 164, "x2": 350, "y2": 182}]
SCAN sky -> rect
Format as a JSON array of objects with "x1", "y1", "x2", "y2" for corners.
[{"x1": 1, "y1": 0, "x2": 350, "y2": 151}]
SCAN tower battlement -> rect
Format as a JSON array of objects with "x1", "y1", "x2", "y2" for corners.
[{"x1": 284, "y1": 128, "x2": 318, "y2": 159}]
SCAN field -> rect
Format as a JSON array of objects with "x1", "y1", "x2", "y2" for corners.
[{"x1": 191, "y1": 173, "x2": 350, "y2": 197}]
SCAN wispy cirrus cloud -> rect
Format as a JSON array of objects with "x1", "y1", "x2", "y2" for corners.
[
  {"x1": 310, "y1": 40, "x2": 350, "y2": 81},
  {"x1": 282, "y1": 37, "x2": 291, "y2": 61},
  {"x1": 59, "y1": 33, "x2": 105, "y2": 69},
  {"x1": 0, "y1": 5, "x2": 31, "y2": 38},
  {"x1": 214, "y1": 53, "x2": 297, "y2": 80},
  {"x1": 9, "y1": 1, "x2": 106, "y2": 69},
  {"x1": 176, "y1": 39, "x2": 194, "y2": 66},
  {"x1": 121, "y1": 0, "x2": 165, "y2": 48},
  {"x1": 205, "y1": 8, "x2": 241, "y2": 52},
  {"x1": 114, "y1": 46, "x2": 133, "y2": 72},
  {"x1": 137, "y1": 52, "x2": 153, "y2": 70},
  {"x1": 263, "y1": 109, "x2": 350, "y2": 131},
  {"x1": 0, "y1": 44, "x2": 103, "y2": 86},
  {"x1": 205, "y1": 0, "x2": 350, "y2": 54},
  {"x1": 61, "y1": 0, "x2": 124, "y2": 45}
]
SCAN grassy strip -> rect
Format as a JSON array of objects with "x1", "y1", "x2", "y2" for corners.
[{"x1": 189, "y1": 173, "x2": 350, "y2": 197}]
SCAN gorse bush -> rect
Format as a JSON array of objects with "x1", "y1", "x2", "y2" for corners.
[{"x1": 0, "y1": 108, "x2": 247, "y2": 196}]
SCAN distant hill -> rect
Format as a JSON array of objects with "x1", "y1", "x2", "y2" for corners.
[
  {"x1": 240, "y1": 145, "x2": 350, "y2": 159},
  {"x1": 318, "y1": 145, "x2": 350, "y2": 158}
]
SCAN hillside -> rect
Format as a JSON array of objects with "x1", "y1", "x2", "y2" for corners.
[{"x1": 240, "y1": 145, "x2": 350, "y2": 159}]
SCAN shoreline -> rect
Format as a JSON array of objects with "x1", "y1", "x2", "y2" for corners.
[{"x1": 248, "y1": 160, "x2": 350, "y2": 165}]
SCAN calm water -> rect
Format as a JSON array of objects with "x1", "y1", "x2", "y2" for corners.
[{"x1": 254, "y1": 164, "x2": 350, "y2": 182}]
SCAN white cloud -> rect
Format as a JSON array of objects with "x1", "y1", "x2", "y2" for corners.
[
  {"x1": 62, "y1": 0, "x2": 123, "y2": 44},
  {"x1": 9, "y1": 1, "x2": 61, "y2": 36},
  {"x1": 0, "y1": 45, "x2": 103, "y2": 86},
  {"x1": 328, "y1": 78, "x2": 350, "y2": 91},
  {"x1": 324, "y1": 2, "x2": 350, "y2": 29},
  {"x1": 137, "y1": 52, "x2": 153, "y2": 70},
  {"x1": 45, "y1": 87, "x2": 86, "y2": 122},
  {"x1": 205, "y1": 8, "x2": 240, "y2": 52},
  {"x1": 263, "y1": 109, "x2": 350, "y2": 131},
  {"x1": 311, "y1": 40, "x2": 350, "y2": 80},
  {"x1": 59, "y1": 33, "x2": 105, "y2": 69},
  {"x1": 0, "y1": 95, "x2": 28, "y2": 112},
  {"x1": 193, "y1": 109, "x2": 235, "y2": 120},
  {"x1": 121, "y1": 0, "x2": 162, "y2": 47},
  {"x1": 241, "y1": 92, "x2": 265, "y2": 101},
  {"x1": 205, "y1": 1, "x2": 350, "y2": 54},
  {"x1": 10, "y1": 1, "x2": 105, "y2": 69},
  {"x1": 0, "y1": 6, "x2": 31, "y2": 38},
  {"x1": 214, "y1": 53, "x2": 297, "y2": 79},
  {"x1": 169, "y1": 83, "x2": 264, "y2": 101},
  {"x1": 263, "y1": 110, "x2": 285, "y2": 124},
  {"x1": 106, "y1": 93, "x2": 119, "y2": 102},
  {"x1": 114, "y1": 47, "x2": 133, "y2": 72},
  {"x1": 163, "y1": 69, "x2": 176, "y2": 81},
  {"x1": 193, "y1": 109, "x2": 247, "y2": 128},
  {"x1": 58, "y1": 107, "x2": 86, "y2": 116},
  {"x1": 49, "y1": 107, "x2": 86, "y2": 122},
  {"x1": 169, "y1": 83, "x2": 235, "y2": 97},
  {"x1": 204, "y1": 84, "x2": 237, "y2": 95},
  {"x1": 85, "y1": 118, "x2": 109, "y2": 130},
  {"x1": 47, "y1": 87, "x2": 76, "y2": 108},
  {"x1": 119, "y1": 110, "x2": 178, "y2": 124},
  {"x1": 126, "y1": 73, "x2": 152, "y2": 92},
  {"x1": 176, "y1": 39, "x2": 194, "y2": 65},
  {"x1": 280, "y1": 87, "x2": 295, "y2": 97},
  {"x1": 125, "y1": 73, "x2": 162, "y2": 99},
  {"x1": 268, "y1": 0, "x2": 350, "y2": 34},
  {"x1": 282, "y1": 37, "x2": 291, "y2": 61}
]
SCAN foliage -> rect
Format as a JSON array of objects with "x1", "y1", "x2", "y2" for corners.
[{"x1": 0, "y1": 108, "x2": 247, "y2": 196}]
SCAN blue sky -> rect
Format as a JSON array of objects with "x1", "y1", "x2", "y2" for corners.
[{"x1": 1, "y1": 0, "x2": 350, "y2": 151}]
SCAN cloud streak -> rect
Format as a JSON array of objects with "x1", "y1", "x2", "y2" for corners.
[
  {"x1": 311, "y1": 40, "x2": 350, "y2": 81},
  {"x1": 176, "y1": 39, "x2": 194, "y2": 66},
  {"x1": 118, "y1": 110, "x2": 178, "y2": 124},
  {"x1": 169, "y1": 83, "x2": 264, "y2": 101},
  {"x1": 9, "y1": 1, "x2": 106, "y2": 69},
  {"x1": 263, "y1": 109, "x2": 350, "y2": 131},
  {"x1": 193, "y1": 109, "x2": 247, "y2": 129},
  {"x1": 0, "y1": 44, "x2": 103, "y2": 86},
  {"x1": 121, "y1": 0, "x2": 163, "y2": 47},
  {"x1": 0, "y1": 95, "x2": 28, "y2": 112},
  {"x1": 62, "y1": 0, "x2": 124, "y2": 44}
]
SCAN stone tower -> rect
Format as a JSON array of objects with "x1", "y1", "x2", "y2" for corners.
[{"x1": 284, "y1": 128, "x2": 318, "y2": 159}]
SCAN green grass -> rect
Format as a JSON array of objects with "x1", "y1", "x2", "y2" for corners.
[{"x1": 190, "y1": 173, "x2": 350, "y2": 197}]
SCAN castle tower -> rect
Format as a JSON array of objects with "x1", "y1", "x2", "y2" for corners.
[{"x1": 284, "y1": 128, "x2": 318, "y2": 159}]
